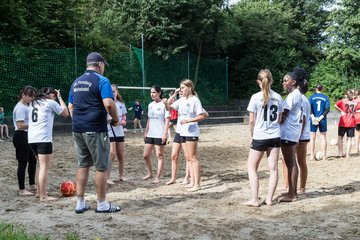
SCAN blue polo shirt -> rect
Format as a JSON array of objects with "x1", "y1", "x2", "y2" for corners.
[{"x1": 69, "y1": 70, "x2": 113, "y2": 132}]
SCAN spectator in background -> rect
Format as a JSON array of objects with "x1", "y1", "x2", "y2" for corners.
[
  {"x1": 128, "y1": 99, "x2": 143, "y2": 133},
  {"x1": 0, "y1": 107, "x2": 10, "y2": 141}
]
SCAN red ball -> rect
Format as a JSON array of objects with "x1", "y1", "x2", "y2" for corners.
[{"x1": 60, "y1": 180, "x2": 76, "y2": 197}]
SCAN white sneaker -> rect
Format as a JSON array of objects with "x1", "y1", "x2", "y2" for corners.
[{"x1": 19, "y1": 189, "x2": 34, "y2": 196}]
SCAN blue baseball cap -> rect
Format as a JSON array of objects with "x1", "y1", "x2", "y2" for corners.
[{"x1": 86, "y1": 52, "x2": 109, "y2": 66}]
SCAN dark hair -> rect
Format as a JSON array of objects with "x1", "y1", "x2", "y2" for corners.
[
  {"x1": 32, "y1": 87, "x2": 57, "y2": 107},
  {"x1": 288, "y1": 66, "x2": 307, "y2": 89},
  {"x1": 18, "y1": 85, "x2": 37, "y2": 101},
  {"x1": 315, "y1": 84, "x2": 323, "y2": 92},
  {"x1": 151, "y1": 85, "x2": 163, "y2": 99},
  {"x1": 300, "y1": 79, "x2": 309, "y2": 94}
]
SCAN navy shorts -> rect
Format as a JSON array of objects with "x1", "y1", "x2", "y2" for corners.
[
  {"x1": 173, "y1": 133, "x2": 182, "y2": 144},
  {"x1": 29, "y1": 142, "x2": 53, "y2": 155},
  {"x1": 281, "y1": 139, "x2": 298, "y2": 146},
  {"x1": 310, "y1": 120, "x2": 327, "y2": 132},
  {"x1": 250, "y1": 138, "x2": 281, "y2": 151},
  {"x1": 170, "y1": 119, "x2": 177, "y2": 125},
  {"x1": 180, "y1": 136, "x2": 199, "y2": 142},
  {"x1": 338, "y1": 127, "x2": 355, "y2": 137},
  {"x1": 110, "y1": 136, "x2": 125, "y2": 142},
  {"x1": 144, "y1": 137, "x2": 166, "y2": 145}
]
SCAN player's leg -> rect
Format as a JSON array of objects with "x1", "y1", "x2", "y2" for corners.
[
  {"x1": 337, "y1": 127, "x2": 345, "y2": 157},
  {"x1": 142, "y1": 142, "x2": 154, "y2": 180},
  {"x1": 184, "y1": 140, "x2": 200, "y2": 192},
  {"x1": 310, "y1": 131, "x2": 317, "y2": 160},
  {"x1": 296, "y1": 141, "x2": 308, "y2": 194},
  {"x1": 116, "y1": 142, "x2": 125, "y2": 181},
  {"x1": 279, "y1": 143, "x2": 298, "y2": 202},
  {"x1": 38, "y1": 153, "x2": 56, "y2": 201},
  {"x1": 243, "y1": 148, "x2": 264, "y2": 207},
  {"x1": 153, "y1": 143, "x2": 165, "y2": 183},
  {"x1": 346, "y1": 128, "x2": 355, "y2": 158},
  {"x1": 0, "y1": 125, "x2": 4, "y2": 139},
  {"x1": 166, "y1": 141, "x2": 182, "y2": 185},
  {"x1": 133, "y1": 118, "x2": 138, "y2": 133},
  {"x1": 265, "y1": 147, "x2": 280, "y2": 205},
  {"x1": 107, "y1": 142, "x2": 116, "y2": 184}
]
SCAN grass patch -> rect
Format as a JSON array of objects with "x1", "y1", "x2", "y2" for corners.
[{"x1": 0, "y1": 222, "x2": 80, "y2": 240}]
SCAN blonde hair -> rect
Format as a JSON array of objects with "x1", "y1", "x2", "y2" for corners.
[
  {"x1": 180, "y1": 79, "x2": 197, "y2": 96},
  {"x1": 257, "y1": 69, "x2": 273, "y2": 106},
  {"x1": 111, "y1": 84, "x2": 124, "y2": 103}
]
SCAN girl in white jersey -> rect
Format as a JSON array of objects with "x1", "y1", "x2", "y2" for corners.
[
  {"x1": 143, "y1": 85, "x2": 170, "y2": 183},
  {"x1": 297, "y1": 80, "x2": 310, "y2": 194},
  {"x1": 107, "y1": 84, "x2": 127, "y2": 184},
  {"x1": 169, "y1": 79, "x2": 206, "y2": 192},
  {"x1": 243, "y1": 69, "x2": 283, "y2": 207},
  {"x1": 28, "y1": 87, "x2": 69, "y2": 201},
  {"x1": 279, "y1": 67, "x2": 307, "y2": 202},
  {"x1": 165, "y1": 88, "x2": 209, "y2": 186},
  {"x1": 12, "y1": 86, "x2": 37, "y2": 196}
]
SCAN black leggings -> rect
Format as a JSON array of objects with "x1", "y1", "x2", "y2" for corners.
[{"x1": 13, "y1": 131, "x2": 37, "y2": 190}]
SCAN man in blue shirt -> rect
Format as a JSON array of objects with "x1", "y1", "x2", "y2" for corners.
[
  {"x1": 68, "y1": 52, "x2": 121, "y2": 213},
  {"x1": 309, "y1": 84, "x2": 330, "y2": 161}
]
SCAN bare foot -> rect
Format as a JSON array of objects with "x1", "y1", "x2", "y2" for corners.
[
  {"x1": 242, "y1": 200, "x2": 260, "y2": 207},
  {"x1": 40, "y1": 196, "x2": 58, "y2": 202},
  {"x1": 187, "y1": 185, "x2": 201, "y2": 192},
  {"x1": 152, "y1": 178, "x2": 160, "y2": 184},
  {"x1": 142, "y1": 174, "x2": 153, "y2": 180},
  {"x1": 165, "y1": 179, "x2": 176, "y2": 185},
  {"x1": 181, "y1": 178, "x2": 190, "y2": 185},
  {"x1": 185, "y1": 183, "x2": 194, "y2": 188},
  {"x1": 278, "y1": 195, "x2": 296, "y2": 202},
  {"x1": 119, "y1": 177, "x2": 127, "y2": 182},
  {"x1": 19, "y1": 189, "x2": 34, "y2": 196},
  {"x1": 107, "y1": 179, "x2": 115, "y2": 185},
  {"x1": 298, "y1": 188, "x2": 306, "y2": 195}
]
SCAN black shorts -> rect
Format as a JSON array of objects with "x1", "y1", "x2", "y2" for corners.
[
  {"x1": 180, "y1": 136, "x2": 199, "y2": 142},
  {"x1": 281, "y1": 140, "x2": 298, "y2": 146},
  {"x1": 134, "y1": 116, "x2": 142, "y2": 120},
  {"x1": 356, "y1": 124, "x2": 360, "y2": 131},
  {"x1": 299, "y1": 139, "x2": 310, "y2": 143},
  {"x1": 338, "y1": 127, "x2": 355, "y2": 137},
  {"x1": 110, "y1": 136, "x2": 125, "y2": 142},
  {"x1": 251, "y1": 138, "x2": 281, "y2": 151},
  {"x1": 170, "y1": 119, "x2": 177, "y2": 125},
  {"x1": 144, "y1": 137, "x2": 166, "y2": 145},
  {"x1": 173, "y1": 133, "x2": 182, "y2": 144},
  {"x1": 29, "y1": 142, "x2": 53, "y2": 155}
]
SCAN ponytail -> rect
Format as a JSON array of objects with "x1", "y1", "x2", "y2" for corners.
[{"x1": 257, "y1": 69, "x2": 273, "y2": 106}]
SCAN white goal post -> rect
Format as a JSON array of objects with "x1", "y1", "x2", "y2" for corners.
[{"x1": 117, "y1": 86, "x2": 176, "y2": 91}]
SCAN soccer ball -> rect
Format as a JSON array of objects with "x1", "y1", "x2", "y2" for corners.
[
  {"x1": 330, "y1": 138, "x2": 338, "y2": 146},
  {"x1": 60, "y1": 180, "x2": 76, "y2": 197},
  {"x1": 315, "y1": 151, "x2": 323, "y2": 161}
]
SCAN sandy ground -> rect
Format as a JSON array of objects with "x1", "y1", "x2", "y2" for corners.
[{"x1": 1, "y1": 123, "x2": 360, "y2": 239}]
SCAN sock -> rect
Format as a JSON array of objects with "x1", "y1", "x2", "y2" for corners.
[
  {"x1": 97, "y1": 200, "x2": 110, "y2": 211},
  {"x1": 76, "y1": 197, "x2": 85, "y2": 210}
]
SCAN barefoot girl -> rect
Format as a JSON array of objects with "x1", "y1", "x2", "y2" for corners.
[
  {"x1": 143, "y1": 85, "x2": 170, "y2": 183},
  {"x1": 243, "y1": 69, "x2": 283, "y2": 207},
  {"x1": 166, "y1": 88, "x2": 209, "y2": 186},
  {"x1": 297, "y1": 80, "x2": 310, "y2": 195},
  {"x1": 279, "y1": 67, "x2": 307, "y2": 202},
  {"x1": 107, "y1": 84, "x2": 127, "y2": 184},
  {"x1": 28, "y1": 87, "x2": 69, "y2": 201},
  {"x1": 12, "y1": 86, "x2": 37, "y2": 196},
  {"x1": 168, "y1": 79, "x2": 206, "y2": 192}
]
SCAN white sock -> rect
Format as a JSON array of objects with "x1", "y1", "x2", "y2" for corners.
[
  {"x1": 76, "y1": 197, "x2": 85, "y2": 210},
  {"x1": 97, "y1": 200, "x2": 110, "y2": 211}
]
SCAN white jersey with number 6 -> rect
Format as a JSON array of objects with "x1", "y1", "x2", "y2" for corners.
[
  {"x1": 28, "y1": 99, "x2": 64, "y2": 143},
  {"x1": 247, "y1": 90, "x2": 283, "y2": 140}
]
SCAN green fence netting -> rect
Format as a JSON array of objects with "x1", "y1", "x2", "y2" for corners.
[{"x1": 0, "y1": 42, "x2": 228, "y2": 117}]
